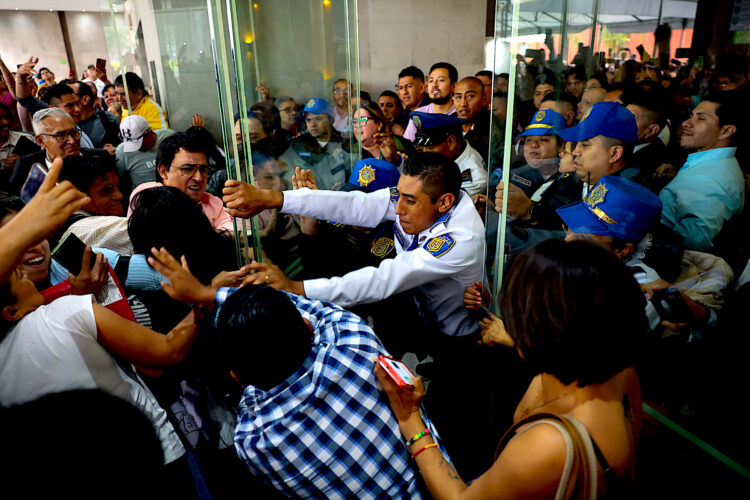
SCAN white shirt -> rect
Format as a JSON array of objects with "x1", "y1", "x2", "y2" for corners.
[
  {"x1": 625, "y1": 255, "x2": 662, "y2": 331},
  {"x1": 0, "y1": 295, "x2": 184, "y2": 463},
  {"x1": 282, "y1": 187, "x2": 485, "y2": 337},
  {"x1": 455, "y1": 142, "x2": 489, "y2": 196},
  {"x1": 82, "y1": 77, "x2": 106, "y2": 98}
]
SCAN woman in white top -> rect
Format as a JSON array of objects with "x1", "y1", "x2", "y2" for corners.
[{"x1": 0, "y1": 248, "x2": 201, "y2": 464}]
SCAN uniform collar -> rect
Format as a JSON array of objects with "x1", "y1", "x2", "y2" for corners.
[
  {"x1": 428, "y1": 193, "x2": 463, "y2": 233},
  {"x1": 685, "y1": 146, "x2": 736, "y2": 167}
]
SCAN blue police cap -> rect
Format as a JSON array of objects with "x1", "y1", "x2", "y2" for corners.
[
  {"x1": 556, "y1": 175, "x2": 662, "y2": 241},
  {"x1": 520, "y1": 109, "x2": 568, "y2": 137},
  {"x1": 303, "y1": 98, "x2": 332, "y2": 116},
  {"x1": 558, "y1": 101, "x2": 638, "y2": 143},
  {"x1": 341, "y1": 158, "x2": 401, "y2": 192},
  {"x1": 410, "y1": 111, "x2": 466, "y2": 147}
]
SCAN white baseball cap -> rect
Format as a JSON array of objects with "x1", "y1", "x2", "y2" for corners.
[{"x1": 120, "y1": 115, "x2": 151, "y2": 153}]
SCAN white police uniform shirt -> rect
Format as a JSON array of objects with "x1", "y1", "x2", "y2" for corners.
[
  {"x1": 454, "y1": 142, "x2": 488, "y2": 197},
  {"x1": 282, "y1": 187, "x2": 484, "y2": 337}
]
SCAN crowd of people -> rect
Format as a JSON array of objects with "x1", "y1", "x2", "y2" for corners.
[{"x1": 0, "y1": 42, "x2": 749, "y2": 499}]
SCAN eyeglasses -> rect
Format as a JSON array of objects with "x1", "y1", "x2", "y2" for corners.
[
  {"x1": 174, "y1": 163, "x2": 210, "y2": 177},
  {"x1": 39, "y1": 129, "x2": 81, "y2": 143},
  {"x1": 332, "y1": 89, "x2": 349, "y2": 95},
  {"x1": 357, "y1": 116, "x2": 375, "y2": 125}
]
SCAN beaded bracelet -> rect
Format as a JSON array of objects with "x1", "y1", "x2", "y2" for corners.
[
  {"x1": 405, "y1": 429, "x2": 431, "y2": 447},
  {"x1": 411, "y1": 443, "x2": 438, "y2": 459}
]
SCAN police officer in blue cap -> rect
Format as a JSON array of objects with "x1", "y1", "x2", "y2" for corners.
[
  {"x1": 495, "y1": 109, "x2": 568, "y2": 200},
  {"x1": 557, "y1": 174, "x2": 695, "y2": 332},
  {"x1": 277, "y1": 98, "x2": 353, "y2": 191},
  {"x1": 411, "y1": 111, "x2": 488, "y2": 196},
  {"x1": 558, "y1": 100, "x2": 651, "y2": 194},
  {"x1": 498, "y1": 101, "x2": 650, "y2": 254}
]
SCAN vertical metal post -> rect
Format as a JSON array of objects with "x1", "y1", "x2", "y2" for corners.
[
  {"x1": 559, "y1": 0, "x2": 568, "y2": 70},
  {"x1": 655, "y1": 0, "x2": 664, "y2": 55},
  {"x1": 588, "y1": 0, "x2": 599, "y2": 77}
]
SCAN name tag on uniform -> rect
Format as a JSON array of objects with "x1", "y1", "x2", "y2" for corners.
[
  {"x1": 331, "y1": 165, "x2": 344, "y2": 175},
  {"x1": 393, "y1": 224, "x2": 406, "y2": 249},
  {"x1": 511, "y1": 174, "x2": 532, "y2": 187}
]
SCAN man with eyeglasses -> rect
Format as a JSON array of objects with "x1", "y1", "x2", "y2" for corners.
[
  {"x1": 331, "y1": 78, "x2": 352, "y2": 138},
  {"x1": 274, "y1": 96, "x2": 300, "y2": 135},
  {"x1": 8, "y1": 107, "x2": 96, "y2": 196},
  {"x1": 127, "y1": 130, "x2": 235, "y2": 233},
  {"x1": 474, "y1": 70, "x2": 494, "y2": 110}
]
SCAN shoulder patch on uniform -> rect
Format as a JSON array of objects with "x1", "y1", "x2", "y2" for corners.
[
  {"x1": 389, "y1": 186, "x2": 400, "y2": 205},
  {"x1": 371, "y1": 236, "x2": 395, "y2": 258},
  {"x1": 325, "y1": 220, "x2": 345, "y2": 228},
  {"x1": 393, "y1": 223, "x2": 406, "y2": 248},
  {"x1": 423, "y1": 234, "x2": 456, "y2": 258},
  {"x1": 511, "y1": 174, "x2": 532, "y2": 187},
  {"x1": 461, "y1": 169, "x2": 473, "y2": 182}
]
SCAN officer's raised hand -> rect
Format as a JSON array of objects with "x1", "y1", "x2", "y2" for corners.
[{"x1": 223, "y1": 179, "x2": 283, "y2": 218}]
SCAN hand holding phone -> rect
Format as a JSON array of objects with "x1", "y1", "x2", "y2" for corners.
[
  {"x1": 20, "y1": 163, "x2": 48, "y2": 203},
  {"x1": 377, "y1": 355, "x2": 416, "y2": 389},
  {"x1": 69, "y1": 246, "x2": 110, "y2": 296},
  {"x1": 51, "y1": 233, "x2": 94, "y2": 276},
  {"x1": 650, "y1": 287, "x2": 693, "y2": 324}
]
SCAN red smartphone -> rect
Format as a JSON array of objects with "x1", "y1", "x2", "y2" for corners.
[{"x1": 377, "y1": 355, "x2": 416, "y2": 389}]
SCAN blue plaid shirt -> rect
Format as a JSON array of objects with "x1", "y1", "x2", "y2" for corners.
[{"x1": 233, "y1": 292, "x2": 442, "y2": 499}]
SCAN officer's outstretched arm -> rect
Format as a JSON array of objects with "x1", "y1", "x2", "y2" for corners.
[
  {"x1": 304, "y1": 231, "x2": 479, "y2": 307},
  {"x1": 282, "y1": 186, "x2": 397, "y2": 228}
]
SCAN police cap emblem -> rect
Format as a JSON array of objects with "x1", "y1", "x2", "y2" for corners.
[
  {"x1": 413, "y1": 115, "x2": 422, "y2": 131},
  {"x1": 389, "y1": 186, "x2": 400, "y2": 205},
  {"x1": 535, "y1": 110, "x2": 546, "y2": 122},
  {"x1": 358, "y1": 165, "x2": 376, "y2": 187},
  {"x1": 586, "y1": 182, "x2": 608, "y2": 208}
]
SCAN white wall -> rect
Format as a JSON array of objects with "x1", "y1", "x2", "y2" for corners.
[
  {"x1": 357, "y1": 0, "x2": 489, "y2": 97},
  {"x1": 0, "y1": 10, "x2": 113, "y2": 81},
  {"x1": 0, "y1": 11, "x2": 68, "y2": 79},
  {"x1": 66, "y1": 11, "x2": 116, "y2": 80}
]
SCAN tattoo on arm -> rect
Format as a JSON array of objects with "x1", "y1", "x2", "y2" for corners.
[
  {"x1": 622, "y1": 392, "x2": 632, "y2": 421},
  {"x1": 439, "y1": 455, "x2": 462, "y2": 482}
]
